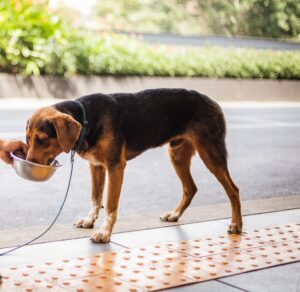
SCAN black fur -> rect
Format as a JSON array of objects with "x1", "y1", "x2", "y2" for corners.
[
  {"x1": 46, "y1": 88, "x2": 242, "y2": 236},
  {"x1": 54, "y1": 88, "x2": 226, "y2": 158}
]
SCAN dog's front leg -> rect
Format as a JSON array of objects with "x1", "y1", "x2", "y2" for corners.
[
  {"x1": 75, "y1": 164, "x2": 106, "y2": 229},
  {"x1": 91, "y1": 163, "x2": 125, "y2": 243}
]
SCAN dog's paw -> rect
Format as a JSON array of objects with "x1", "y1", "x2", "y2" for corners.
[
  {"x1": 90, "y1": 230, "x2": 111, "y2": 243},
  {"x1": 160, "y1": 211, "x2": 180, "y2": 222},
  {"x1": 74, "y1": 217, "x2": 94, "y2": 229},
  {"x1": 227, "y1": 223, "x2": 242, "y2": 234}
]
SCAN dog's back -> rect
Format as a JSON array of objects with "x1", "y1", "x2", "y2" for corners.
[{"x1": 101, "y1": 88, "x2": 224, "y2": 152}]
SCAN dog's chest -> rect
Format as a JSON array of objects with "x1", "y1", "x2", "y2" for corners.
[{"x1": 80, "y1": 150, "x2": 104, "y2": 166}]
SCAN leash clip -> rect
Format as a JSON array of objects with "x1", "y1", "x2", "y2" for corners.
[{"x1": 70, "y1": 149, "x2": 76, "y2": 164}]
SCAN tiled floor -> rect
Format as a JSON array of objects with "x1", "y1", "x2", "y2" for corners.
[{"x1": 0, "y1": 209, "x2": 299, "y2": 291}]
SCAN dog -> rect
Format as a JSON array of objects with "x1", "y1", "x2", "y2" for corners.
[{"x1": 26, "y1": 88, "x2": 242, "y2": 243}]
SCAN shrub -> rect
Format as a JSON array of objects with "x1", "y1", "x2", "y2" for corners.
[
  {"x1": 66, "y1": 33, "x2": 300, "y2": 79},
  {"x1": 0, "y1": 0, "x2": 76, "y2": 75},
  {"x1": 96, "y1": 0, "x2": 300, "y2": 39},
  {"x1": 0, "y1": 1, "x2": 299, "y2": 79}
]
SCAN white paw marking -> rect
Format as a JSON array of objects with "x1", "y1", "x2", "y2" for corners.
[
  {"x1": 75, "y1": 217, "x2": 94, "y2": 229},
  {"x1": 90, "y1": 230, "x2": 111, "y2": 243},
  {"x1": 228, "y1": 223, "x2": 242, "y2": 234},
  {"x1": 160, "y1": 211, "x2": 180, "y2": 222}
]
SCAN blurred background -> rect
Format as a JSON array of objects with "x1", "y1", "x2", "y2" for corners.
[
  {"x1": 0, "y1": 0, "x2": 299, "y2": 237},
  {"x1": 0, "y1": 0, "x2": 299, "y2": 77},
  {"x1": 50, "y1": 0, "x2": 300, "y2": 38}
]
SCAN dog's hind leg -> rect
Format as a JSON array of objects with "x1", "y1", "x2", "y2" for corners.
[
  {"x1": 195, "y1": 137, "x2": 242, "y2": 234},
  {"x1": 75, "y1": 164, "x2": 106, "y2": 229},
  {"x1": 160, "y1": 140, "x2": 197, "y2": 222}
]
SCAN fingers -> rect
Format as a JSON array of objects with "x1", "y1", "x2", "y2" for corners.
[
  {"x1": 20, "y1": 142, "x2": 29, "y2": 155},
  {"x1": 0, "y1": 140, "x2": 28, "y2": 165},
  {"x1": 3, "y1": 140, "x2": 28, "y2": 154},
  {"x1": 0, "y1": 152, "x2": 13, "y2": 164}
]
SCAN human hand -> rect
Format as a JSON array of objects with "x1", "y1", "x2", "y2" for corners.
[{"x1": 0, "y1": 140, "x2": 28, "y2": 164}]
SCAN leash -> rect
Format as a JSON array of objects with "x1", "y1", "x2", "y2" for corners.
[
  {"x1": 0, "y1": 150, "x2": 76, "y2": 256},
  {"x1": 0, "y1": 101, "x2": 88, "y2": 256}
]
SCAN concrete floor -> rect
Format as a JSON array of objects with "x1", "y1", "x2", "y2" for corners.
[{"x1": 0, "y1": 209, "x2": 299, "y2": 291}]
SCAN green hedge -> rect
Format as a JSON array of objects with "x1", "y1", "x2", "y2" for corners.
[
  {"x1": 68, "y1": 33, "x2": 300, "y2": 79},
  {"x1": 0, "y1": 1, "x2": 299, "y2": 79}
]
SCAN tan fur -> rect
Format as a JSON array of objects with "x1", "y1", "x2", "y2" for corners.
[
  {"x1": 161, "y1": 141, "x2": 197, "y2": 222},
  {"x1": 50, "y1": 114, "x2": 81, "y2": 153},
  {"x1": 75, "y1": 164, "x2": 106, "y2": 229},
  {"x1": 26, "y1": 107, "x2": 81, "y2": 164},
  {"x1": 195, "y1": 141, "x2": 242, "y2": 232},
  {"x1": 27, "y1": 103, "x2": 242, "y2": 243},
  {"x1": 90, "y1": 146, "x2": 126, "y2": 243},
  {"x1": 80, "y1": 115, "x2": 115, "y2": 166}
]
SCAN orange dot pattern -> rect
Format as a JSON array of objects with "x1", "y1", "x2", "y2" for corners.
[{"x1": 1, "y1": 223, "x2": 299, "y2": 291}]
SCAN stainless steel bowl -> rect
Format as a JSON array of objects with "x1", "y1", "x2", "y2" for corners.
[{"x1": 10, "y1": 152, "x2": 62, "y2": 182}]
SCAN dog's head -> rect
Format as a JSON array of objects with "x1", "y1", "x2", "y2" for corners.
[{"x1": 26, "y1": 106, "x2": 82, "y2": 165}]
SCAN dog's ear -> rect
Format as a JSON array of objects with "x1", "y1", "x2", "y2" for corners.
[{"x1": 51, "y1": 113, "x2": 82, "y2": 153}]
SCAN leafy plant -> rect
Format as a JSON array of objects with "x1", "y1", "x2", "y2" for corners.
[
  {"x1": 199, "y1": 0, "x2": 300, "y2": 39},
  {"x1": 0, "y1": 1, "x2": 299, "y2": 79},
  {"x1": 0, "y1": 0, "x2": 76, "y2": 75},
  {"x1": 70, "y1": 33, "x2": 300, "y2": 79},
  {"x1": 96, "y1": 0, "x2": 300, "y2": 39}
]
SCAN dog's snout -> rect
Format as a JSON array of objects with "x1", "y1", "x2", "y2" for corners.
[
  {"x1": 26, "y1": 153, "x2": 38, "y2": 164},
  {"x1": 28, "y1": 158, "x2": 39, "y2": 164}
]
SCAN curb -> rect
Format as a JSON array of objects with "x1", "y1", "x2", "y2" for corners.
[
  {"x1": 1, "y1": 195, "x2": 299, "y2": 249},
  {"x1": 0, "y1": 73, "x2": 300, "y2": 101}
]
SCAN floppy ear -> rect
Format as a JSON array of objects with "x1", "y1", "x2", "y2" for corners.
[{"x1": 51, "y1": 113, "x2": 82, "y2": 153}]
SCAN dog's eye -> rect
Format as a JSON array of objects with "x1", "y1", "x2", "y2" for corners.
[{"x1": 36, "y1": 138, "x2": 44, "y2": 146}]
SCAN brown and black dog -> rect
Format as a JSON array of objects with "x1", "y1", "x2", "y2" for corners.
[{"x1": 26, "y1": 88, "x2": 242, "y2": 243}]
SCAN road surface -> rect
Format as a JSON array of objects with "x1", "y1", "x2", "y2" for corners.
[
  {"x1": 119, "y1": 32, "x2": 300, "y2": 51},
  {"x1": 0, "y1": 103, "x2": 300, "y2": 229}
]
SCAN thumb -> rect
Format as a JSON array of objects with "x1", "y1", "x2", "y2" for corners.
[{"x1": 21, "y1": 143, "x2": 29, "y2": 155}]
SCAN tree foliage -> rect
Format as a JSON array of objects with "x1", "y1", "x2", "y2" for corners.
[
  {"x1": 96, "y1": 0, "x2": 300, "y2": 39},
  {"x1": 0, "y1": 0, "x2": 77, "y2": 75},
  {"x1": 97, "y1": 0, "x2": 209, "y2": 35},
  {"x1": 0, "y1": 0, "x2": 299, "y2": 79}
]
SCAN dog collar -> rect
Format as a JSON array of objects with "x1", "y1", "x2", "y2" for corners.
[{"x1": 73, "y1": 101, "x2": 88, "y2": 151}]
